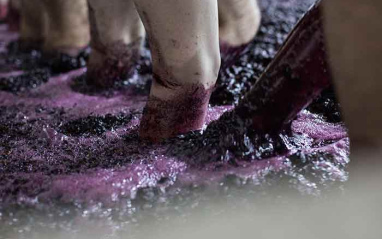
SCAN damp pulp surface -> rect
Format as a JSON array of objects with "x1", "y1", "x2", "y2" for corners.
[{"x1": 0, "y1": 0, "x2": 349, "y2": 238}]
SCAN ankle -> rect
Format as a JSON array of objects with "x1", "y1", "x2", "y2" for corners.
[
  {"x1": 139, "y1": 64, "x2": 217, "y2": 142},
  {"x1": 86, "y1": 39, "x2": 142, "y2": 88},
  {"x1": 43, "y1": 45, "x2": 88, "y2": 58},
  {"x1": 20, "y1": 27, "x2": 46, "y2": 49},
  {"x1": 139, "y1": 83, "x2": 214, "y2": 142},
  {"x1": 150, "y1": 50, "x2": 220, "y2": 94},
  {"x1": 44, "y1": 35, "x2": 90, "y2": 57}
]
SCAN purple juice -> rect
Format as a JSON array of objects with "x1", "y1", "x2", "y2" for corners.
[{"x1": 0, "y1": 0, "x2": 348, "y2": 226}]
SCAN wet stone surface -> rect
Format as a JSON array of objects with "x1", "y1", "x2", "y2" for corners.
[{"x1": 0, "y1": 0, "x2": 349, "y2": 237}]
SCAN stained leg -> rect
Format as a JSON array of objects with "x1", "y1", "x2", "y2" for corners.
[
  {"x1": 133, "y1": 0, "x2": 221, "y2": 142},
  {"x1": 19, "y1": 0, "x2": 47, "y2": 50},
  {"x1": 218, "y1": 0, "x2": 261, "y2": 71},
  {"x1": 86, "y1": 0, "x2": 145, "y2": 88},
  {"x1": 40, "y1": 0, "x2": 90, "y2": 56}
]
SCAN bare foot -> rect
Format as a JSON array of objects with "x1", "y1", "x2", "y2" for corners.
[
  {"x1": 85, "y1": 0, "x2": 145, "y2": 88},
  {"x1": 219, "y1": 0, "x2": 261, "y2": 67},
  {"x1": 135, "y1": 0, "x2": 220, "y2": 142},
  {"x1": 139, "y1": 81, "x2": 213, "y2": 142}
]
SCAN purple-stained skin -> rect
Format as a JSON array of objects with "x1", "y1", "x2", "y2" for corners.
[
  {"x1": 86, "y1": 4, "x2": 142, "y2": 88},
  {"x1": 219, "y1": 40, "x2": 251, "y2": 71},
  {"x1": 0, "y1": 0, "x2": 349, "y2": 214},
  {"x1": 139, "y1": 83, "x2": 213, "y2": 142},
  {"x1": 86, "y1": 39, "x2": 142, "y2": 88}
]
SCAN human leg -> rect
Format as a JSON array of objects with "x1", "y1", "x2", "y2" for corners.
[
  {"x1": 86, "y1": 0, "x2": 145, "y2": 87},
  {"x1": 40, "y1": 0, "x2": 90, "y2": 56},
  {"x1": 134, "y1": 0, "x2": 221, "y2": 141},
  {"x1": 19, "y1": 0, "x2": 47, "y2": 50}
]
